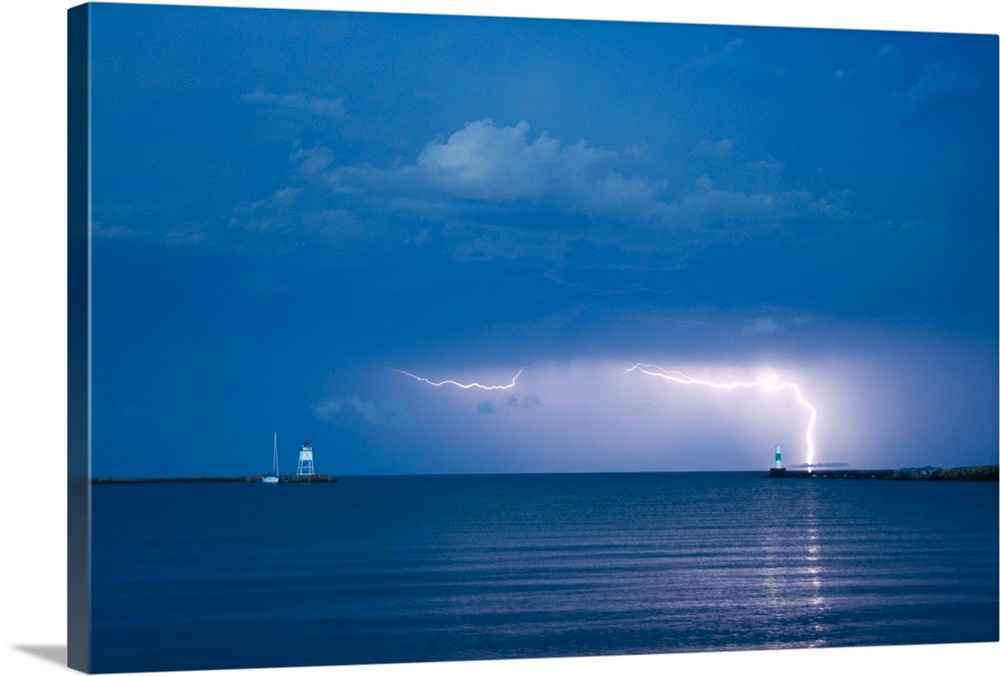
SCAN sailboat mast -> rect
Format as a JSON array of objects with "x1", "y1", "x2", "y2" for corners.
[{"x1": 273, "y1": 432, "x2": 279, "y2": 475}]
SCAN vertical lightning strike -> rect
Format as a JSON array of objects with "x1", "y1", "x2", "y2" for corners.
[
  {"x1": 392, "y1": 368, "x2": 524, "y2": 390},
  {"x1": 625, "y1": 363, "x2": 818, "y2": 467}
]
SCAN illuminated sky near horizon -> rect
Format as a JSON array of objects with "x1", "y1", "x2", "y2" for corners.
[{"x1": 88, "y1": 3, "x2": 998, "y2": 477}]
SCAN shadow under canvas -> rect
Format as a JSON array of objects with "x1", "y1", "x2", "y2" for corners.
[{"x1": 12, "y1": 645, "x2": 68, "y2": 667}]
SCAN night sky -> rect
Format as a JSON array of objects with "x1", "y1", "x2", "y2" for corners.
[{"x1": 87, "y1": 2, "x2": 998, "y2": 477}]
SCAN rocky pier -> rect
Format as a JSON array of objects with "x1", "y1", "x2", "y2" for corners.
[{"x1": 767, "y1": 464, "x2": 998, "y2": 481}]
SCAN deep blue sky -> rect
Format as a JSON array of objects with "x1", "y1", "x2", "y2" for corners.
[{"x1": 88, "y1": 2, "x2": 998, "y2": 477}]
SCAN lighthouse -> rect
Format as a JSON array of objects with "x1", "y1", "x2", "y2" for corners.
[
  {"x1": 774, "y1": 444, "x2": 782, "y2": 469},
  {"x1": 296, "y1": 440, "x2": 315, "y2": 476}
]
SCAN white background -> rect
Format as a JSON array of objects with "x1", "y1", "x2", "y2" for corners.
[{"x1": 2, "y1": 2, "x2": 997, "y2": 675}]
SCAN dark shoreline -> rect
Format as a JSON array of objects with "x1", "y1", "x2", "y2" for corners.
[
  {"x1": 92, "y1": 474, "x2": 338, "y2": 484},
  {"x1": 89, "y1": 466, "x2": 998, "y2": 483},
  {"x1": 767, "y1": 464, "x2": 998, "y2": 481}
]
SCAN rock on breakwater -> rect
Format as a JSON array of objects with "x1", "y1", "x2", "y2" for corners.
[{"x1": 768, "y1": 464, "x2": 998, "y2": 481}]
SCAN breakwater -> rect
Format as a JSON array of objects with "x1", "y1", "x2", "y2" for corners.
[
  {"x1": 92, "y1": 474, "x2": 338, "y2": 484},
  {"x1": 768, "y1": 464, "x2": 998, "y2": 481}
]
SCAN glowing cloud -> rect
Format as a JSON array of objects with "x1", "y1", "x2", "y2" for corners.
[
  {"x1": 392, "y1": 367, "x2": 524, "y2": 391},
  {"x1": 624, "y1": 363, "x2": 818, "y2": 466}
]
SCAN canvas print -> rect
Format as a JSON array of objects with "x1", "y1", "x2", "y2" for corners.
[{"x1": 68, "y1": 2, "x2": 999, "y2": 673}]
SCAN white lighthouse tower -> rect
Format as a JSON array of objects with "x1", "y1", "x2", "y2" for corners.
[
  {"x1": 774, "y1": 444, "x2": 782, "y2": 469},
  {"x1": 296, "y1": 440, "x2": 315, "y2": 476}
]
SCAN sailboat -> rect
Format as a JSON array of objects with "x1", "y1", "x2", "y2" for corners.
[{"x1": 262, "y1": 433, "x2": 279, "y2": 483}]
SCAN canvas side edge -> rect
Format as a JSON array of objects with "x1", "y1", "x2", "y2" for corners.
[{"x1": 67, "y1": 4, "x2": 92, "y2": 673}]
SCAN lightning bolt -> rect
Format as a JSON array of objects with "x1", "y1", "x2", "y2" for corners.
[
  {"x1": 392, "y1": 368, "x2": 524, "y2": 391},
  {"x1": 624, "y1": 363, "x2": 818, "y2": 467}
]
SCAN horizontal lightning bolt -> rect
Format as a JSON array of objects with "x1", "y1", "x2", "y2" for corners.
[
  {"x1": 392, "y1": 368, "x2": 524, "y2": 391},
  {"x1": 625, "y1": 363, "x2": 818, "y2": 467}
]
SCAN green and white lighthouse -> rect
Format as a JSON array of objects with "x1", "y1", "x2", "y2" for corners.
[{"x1": 774, "y1": 444, "x2": 782, "y2": 469}]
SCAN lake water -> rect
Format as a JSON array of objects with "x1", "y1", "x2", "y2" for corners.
[{"x1": 89, "y1": 472, "x2": 998, "y2": 673}]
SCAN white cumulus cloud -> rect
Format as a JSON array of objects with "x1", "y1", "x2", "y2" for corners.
[{"x1": 415, "y1": 119, "x2": 616, "y2": 203}]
